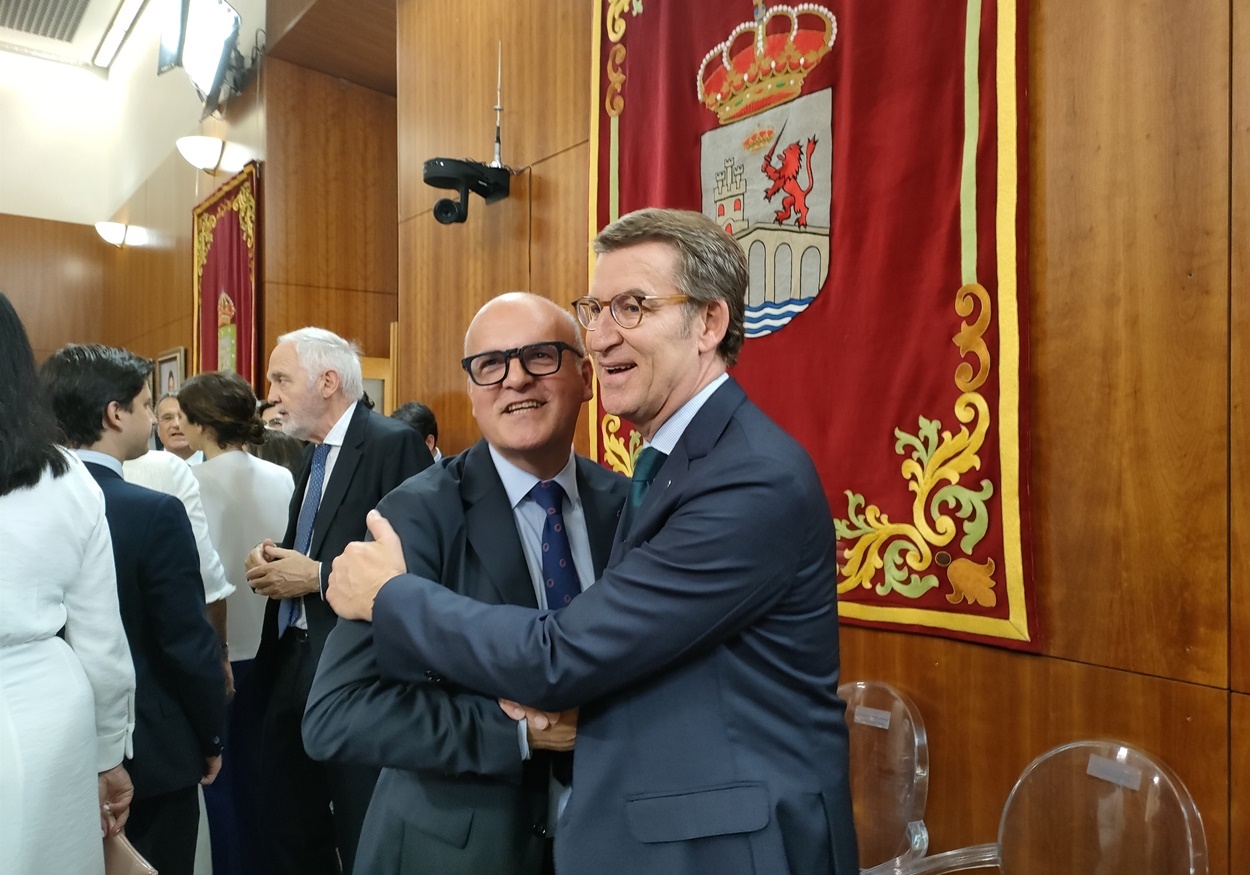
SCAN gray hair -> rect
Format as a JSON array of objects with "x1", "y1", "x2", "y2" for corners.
[
  {"x1": 593, "y1": 208, "x2": 747, "y2": 366},
  {"x1": 277, "y1": 327, "x2": 364, "y2": 400},
  {"x1": 464, "y1": 292, "x2": 586, "y2": 356}
]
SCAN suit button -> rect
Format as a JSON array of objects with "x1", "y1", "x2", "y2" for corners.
[
  {"x1": 424, "y1": 670, "x2": 443, "y2": 683},
  {"x1": 532, "y1": 822, "x2": 548, "y2": 838}
]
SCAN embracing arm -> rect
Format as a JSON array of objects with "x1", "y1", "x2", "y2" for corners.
[
  {"x1": 372, "y1": 453, "x2": 816, "y2": 713},
  {"x1": 303, "y1": 616, "x2": 524, "y2": 779},
  {"x1": 304, "y1": 478, "x2": 525, "y2": 780}
]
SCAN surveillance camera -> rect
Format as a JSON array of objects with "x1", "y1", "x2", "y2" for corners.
[
  {"x1": 433, "y1": 194, "x2": 468, "y2": 224},
  {"x1": 423, "y1": 158, "x2": 511, "y2": 225}
]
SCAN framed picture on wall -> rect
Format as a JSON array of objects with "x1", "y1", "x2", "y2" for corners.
[{"x1": 156, "y1": 347, "x2": 186, "y2": 399}]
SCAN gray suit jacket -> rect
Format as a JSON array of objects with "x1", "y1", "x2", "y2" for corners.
[
  {"x1": 365, "y1": 379, "x2": 859, "y2": 875},
  {"x1": 303, "y1": 440, "x2": 627, "y2": 875}
]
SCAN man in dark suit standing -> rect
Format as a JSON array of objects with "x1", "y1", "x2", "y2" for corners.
[
  {"x1": 41, "y1": 345, "x2": 226, "y2": 875},
  {"x1": 327, "y1": 209, "x2": 860, "y2": 875},
  {"x1": 302, "y1": 293, "x2": 628, "y2": 875},
  {"x1": 243, "y1": 327, "x2": 431, "y2": 875}
]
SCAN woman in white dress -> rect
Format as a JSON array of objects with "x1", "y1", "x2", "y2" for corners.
[
  {"x1": 177, "y1": 370, "x2": 295, "y2": 872},
  {"x1": 0, "y1": 292, "x2": 137, "y2": 875}
]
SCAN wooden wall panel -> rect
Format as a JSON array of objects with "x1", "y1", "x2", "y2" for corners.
[
  {"x1": 268, "y1": 0, "x2": 398, "y2": 96},
  {"x1": 1027, "y1": 0, "x2": 1228, "y2": 684},
  {"x1": 1232, "y1": 694, "x2": 1250, "y2": 870},
  {"x1": 263, "y1": 282, "x2": 397, "y2": 361},
  {"x1": 263, "y1": 58, "x2": 398, "y2": 297},
  {"x1": 396, "y1": 0, "x2": 591, "y2": 222},
  {"x1": 1231, "y1": 0, "x2": 1250, "y2": 692},
  {"x1": 0, "y1": 214, "x2": 106, "y2": 359},
  {"x1": 396, "y1": 172, "x2": 531, "y2": 454},
  {"x1": 100, "y1": 151, "x2": 200, "y2": 360},
  {"x1": 840, "y1": 628, "x2": 1228, "y2": 871},
  {"x1": 528, "y1": 144, "x2": 593, "y2": 457}
]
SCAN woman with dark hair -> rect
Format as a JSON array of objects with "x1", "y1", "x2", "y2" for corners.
[
  {"x1": 177, "y1": 370, "x2": 294, "y2": 873},
  {"x1": 0, "y1": 292, "x2": 137, "y2": 874}
]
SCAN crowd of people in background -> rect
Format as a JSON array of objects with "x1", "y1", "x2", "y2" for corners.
[{"x1": 0, "y1": 208, "x2": 856, "y2": 875}]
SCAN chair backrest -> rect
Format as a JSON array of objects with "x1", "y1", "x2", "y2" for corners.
[
  {"x1": 996, "y1": 740, "x2": 1207, "y2": 875},
  {"x1": 840, "y1": 680, "x2": 930, "y2": 871}
]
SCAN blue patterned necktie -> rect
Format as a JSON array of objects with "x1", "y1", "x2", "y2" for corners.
[
  {"x1": 528, "y1": 479, "x2": 582, "y2": 784},
  {"x1": 278, "y1": 442, "x2": 331, "y2": 637},
  {"x1": 619, "y1": 447, "x2": 668, "y2": 538},
  {"x1": 528, "y1": 480, "x2": 581, "y2": 610}
]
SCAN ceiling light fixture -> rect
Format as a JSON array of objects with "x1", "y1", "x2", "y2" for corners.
[
  {"x1": 93, "y1": 0, "x2": 148, "y2": 69},
  {"x1": 95, "y1": 222, "x2": 148, "y2": 247},
  {"x1": 176, "y1": 135, "x2": 226, "y2": 173}
]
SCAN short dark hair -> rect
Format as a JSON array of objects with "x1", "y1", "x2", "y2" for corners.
[
  {"x1": 0, "y1": 291, "x2": 69, "y2": 495},
  {"x1": 40, "y1": 345, "x2": 152, "y2": 447},
  {"x1": 593, "y1": 208, "x2": 748, "y2": 366},
  {"x1": 391, "y1": 401, "x2": 438, "y2": 443},
  {"x1": 179, "y1": 371, "x2": 267, "y2": 449}
]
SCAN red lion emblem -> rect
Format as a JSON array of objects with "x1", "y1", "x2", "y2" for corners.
[{"x1": 761, "y1": 127, "x2": 818, "y2": 229}]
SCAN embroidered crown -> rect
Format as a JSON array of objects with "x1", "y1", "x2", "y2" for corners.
[{"x1": 697, "y1": 1, "x2": 837, "y2": 125}]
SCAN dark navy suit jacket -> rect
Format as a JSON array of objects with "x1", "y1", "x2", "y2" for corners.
[
  {"x1": 254, "y1": 401, "x2": 432, "y2": 671},
  {"x1": 303, "y1": 441, "x2": 627, "y2": 875},
  {"x1": 365, "y1": 379, "x2": 859, "y2": 875},
  {"x1": 86, "y1": 462, "x2": 226, "y2": 800}
]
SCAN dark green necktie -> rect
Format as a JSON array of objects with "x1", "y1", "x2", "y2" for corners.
[{"x1": 620, "y1": 446, "x2": 668, "y2": 538}]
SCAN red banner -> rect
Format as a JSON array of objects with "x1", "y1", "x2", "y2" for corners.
[
  {"x1": 590, "y1": 0, "x2": 1037, "y2": 649},
  {"x1": 193, "y1": 163, "x2": 259, "y2": 385}
]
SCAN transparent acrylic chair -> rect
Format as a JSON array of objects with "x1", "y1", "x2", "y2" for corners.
[
  {"x1": 901, "y1": 739, "x2": 1207, "y2": 875},
  {"x1": 839, "y1": 681, "x2": 930, "y2": 874}
]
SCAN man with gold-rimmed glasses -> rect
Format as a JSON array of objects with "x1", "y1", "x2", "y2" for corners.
[{"x1": 327, "y1": 209, "x2": 859, "y2": 875}]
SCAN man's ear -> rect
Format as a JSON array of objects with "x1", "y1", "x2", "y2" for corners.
[
  {"x1": 102, "y1": 400, "x2": 124, "y2": 433},
  {"x1": 579, "y1": 354, "x2": 594, "y2": 402},
  {"x1": 320, "y1": 369, "x2": 342, "y2": 398},
  {"x1": 697, "y1": 300, "x2": 730, "y2": 356}
]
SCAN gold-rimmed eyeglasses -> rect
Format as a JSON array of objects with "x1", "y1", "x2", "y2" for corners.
[{"x1": 572, "y1": 293, "x2": 692, "y2": 330}]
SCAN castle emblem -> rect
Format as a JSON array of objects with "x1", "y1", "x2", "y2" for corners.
[{"x1": 698, "y1": 0, "x2": 836, "y2": 338}]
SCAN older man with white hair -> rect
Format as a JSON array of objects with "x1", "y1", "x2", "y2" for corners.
[{"x1": 243, "y1": 327, "x2": 432, "y2": 875}]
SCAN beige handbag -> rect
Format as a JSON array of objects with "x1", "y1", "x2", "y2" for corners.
[{"x1": 103, "y1": 832, "x2": 158, "y2": 875}]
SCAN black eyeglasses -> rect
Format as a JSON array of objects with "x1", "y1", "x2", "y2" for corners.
[
  {"x1": 572, "y1": 293, "x2": 693, "y2": 330},
  {"x1": 460, "y1": 341, "x2": 581, "y2": 387}
]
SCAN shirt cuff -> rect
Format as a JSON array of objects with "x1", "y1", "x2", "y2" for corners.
[{"x1": 518, "y1": 718, "x2": 531, "y2": 760}]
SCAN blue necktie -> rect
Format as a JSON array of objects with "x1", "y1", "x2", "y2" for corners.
[
  {"x1": 279, "y1": 442, "x2": 331, "y2": 637},
  {"x1": 619, "y1": 447, "x2": 668, "y2": 538},
  {"x1": 528, "y1": 480, "x2": 581, "y2": 610},
  {"x1": 529, "y1": 480, "x2": 581, "y2": 784}
]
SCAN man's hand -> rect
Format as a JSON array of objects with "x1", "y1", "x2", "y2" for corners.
[
  {"x1": 98, "y1": 764, "x2": 133, "y2": 837},
  {"x1": 221, "y1": 653, "x2": 235, "y2": 702},
  {"x1": 499, "y1": 700, "x2": 578, "y2": 752},
  {"x1": 246, "y1": 545, "x2": 320, "y2": 599},
  {"x1": 245, "y1": 539, "x2": 276, "y2": 572},
  {"x1": 202, "y1": 755, "x2": 223, "y2": 786},
  {"x1": 327, "y1": 510, "x2": 405, "y2": 621}
]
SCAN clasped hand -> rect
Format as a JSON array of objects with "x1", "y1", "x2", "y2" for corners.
[
  {"x1": 500, "y1": 699, "x2": 578, "y2": 752},
  {"x1": 245, "y1": 539, "x2": 320, "y2": 599}
]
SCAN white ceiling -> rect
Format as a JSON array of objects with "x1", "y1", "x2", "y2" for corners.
[{"x1": 0, "y1": 0, "x2": 264, "y2": 226}]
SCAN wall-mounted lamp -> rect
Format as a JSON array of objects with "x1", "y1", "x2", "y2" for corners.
[
  {"x1": 95, "y1": 222, "x2": 148, "y2": 248},
  {"x1": 176, "y1": 135, "x2": 226, "y2": 174}
]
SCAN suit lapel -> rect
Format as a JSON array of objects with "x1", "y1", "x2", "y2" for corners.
[
  {"x1": 577, "y1": 459, "x2": 623, "y2": 576},
  {"x1": 608, "y1": 378, "x2": 747, "y2": 564},
  {"x1": 461, "y1": 441, "x2": 538, "y2": 609},
  {"x1": 283, "y1": 445, "x2": 314, "y2": 548},
  {"x1": 309, "y1": 403, "x2": 368, "y2": 559}
]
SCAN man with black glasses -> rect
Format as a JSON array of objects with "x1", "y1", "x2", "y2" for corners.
[{"x1": 304, "y1": 293, "x2": 627, "y2": 875}]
